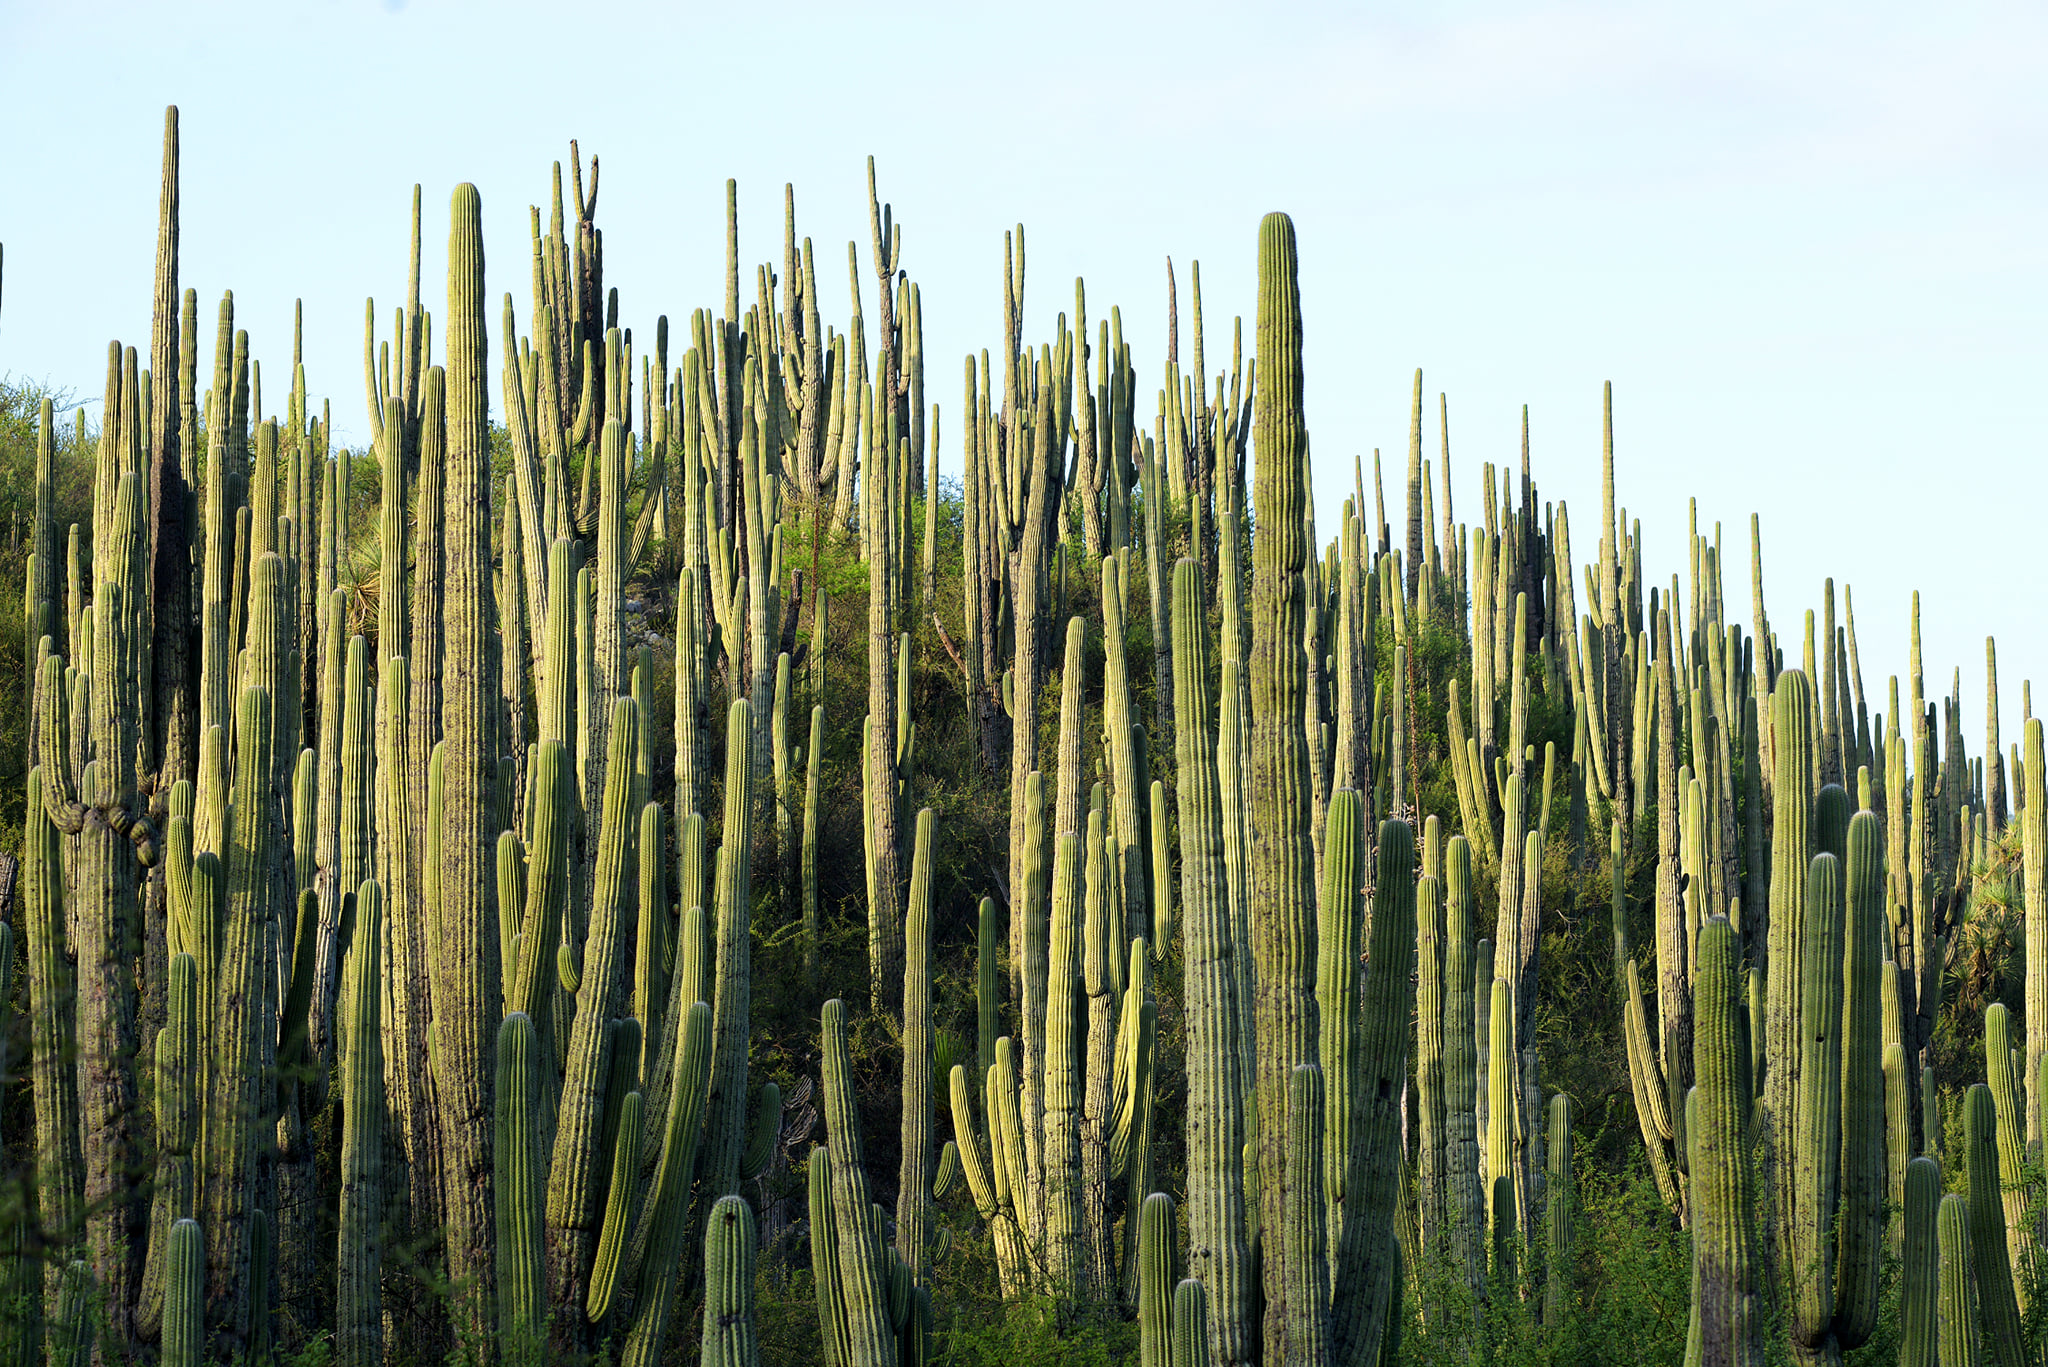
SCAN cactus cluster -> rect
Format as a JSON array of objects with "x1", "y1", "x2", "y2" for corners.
[{"x1": 5, "y1": 100, "x2": 2045, "y2": 1367}]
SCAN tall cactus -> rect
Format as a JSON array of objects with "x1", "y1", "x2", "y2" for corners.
[
  {"x1": 1334, "y1": 820, "x2": 1415, "y2": 1367},
  {"x1": 899, "y1": 808, "x2": 938, "y2": 1292},
  {"x1": 1690, "y1": 915, "x2": 1759, "y2": 1365},
  {"x1": 202, "y1": 683, "x2": 274, "y2": 1352},
  {"x1": 1441, "y1": 836, "x2": 1485, "y2": 1294},
  {"x1": 546, "y1": 695, "x2": 641, "y2": 1337},
  {"x1": 436, "y1": 181, "x2": 502, "y2": 1335},
  {"x1": 1170, "y1": 557, "x2": 1251, "y2": 1364},
  {"x1": 496, "y1": 1012, "x2": 547, "y2": 1367},
  {"x1": 1249, "y1": 206, "x2": 1319, "y2": 1360},
  {"x1": 819, "y1": 998, "x2": 895, "y2": 1367},
  {"x1": 618, "y1": 1000, "x2": 713, "y2": 1367},
  {"x1": 23, "y1": 762, "x2": 85, "y2": 1323},
  {"x1": 1962, "y1": 1084, "x2": 2023, "y2": 1367},
  {"x1": 1899, "y1": 1157, "x2": 1938, "y2": 1367},
  {"x1": 336, "y1": 879, "x2": 385, "y2": 1367},
  {"x1": 1936, "y1": 1194, "x2": 1982, "y2": 1367},
  {"x1": 701, "y1": 1196, "x2": 761, "y2": 1367}
]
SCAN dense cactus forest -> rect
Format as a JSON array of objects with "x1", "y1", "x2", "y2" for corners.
[{"x1": 0, "y1": 105, "x2": 2040, "y2": 1367}]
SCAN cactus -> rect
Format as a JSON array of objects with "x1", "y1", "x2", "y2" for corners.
[
  {"x1": 897, "y1": 805, "x2": 941, "y2": 1300},
  {"x1": 1042, "y1": 828, "x2": 1086, "y2": 1300},
  {"x1": 1690, "y1": 915, "x2": 1759, "y2": 1365},
  {"x1": 1316, "y1": 788, "x2": 1362, "y2": 1269},
  {"x1": 584, "y1": 1088, "x2": 644, "y2": 1323},
  {"x1": 496, "y1": 1012, "x2": 547, "y2": 1366},
  {"x1": 546, "y1": 695, "x2": 642, "y2": 1334},
  {"x1": 1544, "y1": 1094, "x2": 1573, "y2": 1327},
  {"x1": 702, "y1": 699, "x2": 757, "y2": 1213},
  {"x1": 162, "y1": 1218, "x2": 204, "y2": 1367},
  {"x1": 1963, "y1": 1084, "x2": 2023, "y2": 1367},
  {"x1": 201, "y1": 683, "x2": 274, "y2": 1350},
  {"x1": 819, "y1": 998, "x2": 895, "y2": 1367},
  {"x1": 336, "y1": 878, "x2": 384, "y2": 1367},
  {"x1": 1332, "y1": 820, "x2": 1416, "y2": 1367},
  {"x1": 1899, "y1": 1156, "x2": 1938, "y2": 1367},
  {"x1": 1441, "y1": 836, "x2": 1485, "y2": 1294},
  {"x1": 1936, "y1": 1194, "x2": 1982, "y2": 1367},
  {"x1": 1139, "y1": 1192, "x2": 1176, "y2": 1367},
  {"x1": 1249, "y1": 208, "x2": 1319, "y2": 1358},
  {"x1": 701, "y1": 1195, "x2": 761, "y2": 1367},
  {"x1": 430, "y1": 181, "x2": 503, "y2": 1338},
  {"x1": 23, "y1": 764, "x2": 85, "y2": 1322},
  {"x1": 617, "y1": 1000, "x2": 713, "y2": 1367},
  {"x1": 1168, "y1": 556, "x2": 1251, "y2": 1361},
  {"x1": 1982, "y1": 1004, "x2": 2032, "y2": 1305}
]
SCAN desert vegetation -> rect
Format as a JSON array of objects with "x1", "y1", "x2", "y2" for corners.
[{"x1": 0, "y1": 106, "x2": 2038, "y2": 1367}]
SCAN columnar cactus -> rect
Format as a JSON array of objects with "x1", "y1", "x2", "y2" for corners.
[
  {"x1": 1690, "y1": 915, "x2": 1759, "y2": 1365},
  {"x1": 1139, "y1": 1192, "x2": 1176, "y2": 1367},
  {"x1": 618, "y1": 1001, "x2": 713, "y2": 1367},
  {"x1": 202, "y1": 683, "x2": 274, "y2": 1350},
  {"x1": 162, "y1": 1218, "x2": 204, "y2": 1367},
  {"x1": 700, "y1": 1196, "x2": 761, "y2": 1367},
  {"x1": 1963, "y1": 1084, "x2": 2023, "y2": 1367},
  {"x1": 1982, "y1": 1005, "x2": 2032, "y2": 1304},
  {"x1": 1441, "y1": 836, "x2": 1485, "y2": 1294},
  {"x1": 1249, "y1": 206, "x2": 1319, "y2": 1362},
  {"x1": 1544, "y1": 1094, "x2": 1573, "y2": 1327},
  {"x1": 435, "y1": 182, "x2": 502, "y2": 1335},
  {"x1": 1168, "y1": 557, "x2": 1251, "y2": 1363},
  {"x1": 1936, "y1": 1194, "x2": 1982, "y2": 1367},
  {"x1": 899, "y1": 808, "x2": 938, "y2": 1291},
  {"x1": 1899, "y1": 1156, "x2": 1938, "y2": 1367},
  {"x1": 1334, "y1": 820, "x2": 1416, "y2": 1367},
  {"x1": 336, "y1": 878, "x2": 385, "y2": 1367},
  {"x1": 496, "y1": 1012, "x2": 547, "y2": 1367},
  {"x1": 818, "y1": 998, "x2": 895, "y2": 1367},
  {"x1": 547, "y1": 696, "x2": 642, "y2": 1335}
]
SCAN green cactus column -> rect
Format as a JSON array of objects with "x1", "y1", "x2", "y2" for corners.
[
  {"x1": 545, "y1": 695, "x2": 641, "y2": 1340},
  {"x1": 435, "y1": 182, "x2": 502, "y2": 1338},
  {"x1": 1333, "y1": 820, "x2": 1415, "y2": 1367},
  {"x1": 336, "y1": 879, "x2": 385, "y2": 1367},
  {"x1": 700, "y1": 1195, "x2": 760, "y2": 1367},
  {"x1": 1249, "y1": 207, "x2": 1322, "y2": 1361},
  {"x1": 1442, "y1": 836, "x2": 1485, "y2": 1295},
  {"x1": 898, "y1": 808, "x2": 938, "y2": 1290},
  {"x1": 618, "y1": 1001, "x2": 713, "y2": 1367},
  {"x1": 820, "y1": 998, "x2": 895, "y2": 1367},
  {"x1": 62, "y1": 465, "x2": 151, "y2": 1354},
  {"x1": 2023, "y1": 719, "x2": 2045, "y2": 1157},
  {"x1": 202, "y1": 683, "x2": 275, "y2": 1351},
  {"x1": 1899, "y1": 1156, "x2": 1937, "y2": 1367},
  {"x1": 1982, "y1": 1005, "x2": 2031, "y2": 1308},
  {"x1": 1762, "y1": 670, "x2": 1815, "y2": 1340},
  {"x1": 1963, "y1": 1085, "x2": 2023, "y2": 1367},
  {"x1": 1936, "y1": 1194, "x2": 1982, "y2": 1367},
  {"x1": 23, "y1": 762, "x2": 85, "y2": 1325},
  {"x1": 1169, "y1": 557, "x2": 1251, "y2": 1365},
  {"x1": 1691, "y1": 915, "x2": 1760, "y2": 1365},
  {"x1": 496, "y1": 1012, "x2": 547, "y2": 1367}
]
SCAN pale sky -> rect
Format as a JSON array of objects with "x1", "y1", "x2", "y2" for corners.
[{"x1": 3, "y1": 1, "x2": 2043, "y2": 759}]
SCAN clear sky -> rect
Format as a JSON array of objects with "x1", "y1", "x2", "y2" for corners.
[{"x1": 3, "y1": 1, "x2": 2042, "y2": 755}]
